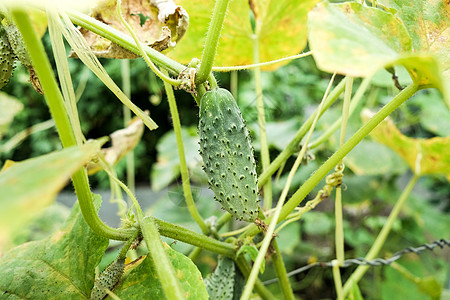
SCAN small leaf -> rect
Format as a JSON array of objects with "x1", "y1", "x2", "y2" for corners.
[
  {"x1": 362, "y1": 109, "x2": 450, "y2": 176},
  {"x1": 0, "y1": 194, "x2": 109, "y2": 298},
  {"x1": 236, "y1": 245, "x2": 265, "y2": 273},
  {"x1": 0, "y1": 142, "x2": 101, "y2": 249},
  {"x1": 113, "y1": 244, "x2": 208, "y2": 299}
]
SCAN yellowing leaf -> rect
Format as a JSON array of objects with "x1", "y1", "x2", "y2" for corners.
[
  {"x1": 87, "y1": 116, "x2": 144, "y2": 174},
  {"x1": 362, "y1": 109, "x2": 450, "y2": 176},
  {"x1": 0, "y1": 142, "x2": 101, "y2": 249},
  {"x1": 170, "y1": 0, "x2": 319, "y2": 70},
  {"x1": 76, "y1": 0, "x2": 188, "y2": 58}
]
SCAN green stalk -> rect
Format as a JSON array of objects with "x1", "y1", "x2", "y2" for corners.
[
  {"x1": 196, "y1": 0, "x2": 231, "y2": 84},
  {"x1": 162, "y1": 70, "x2": 208, "y2": 234},
  {"x1": 272, "y1": 239, "x2": 295, "y2": 300},
  {"x1": 235, "y1": 256, "x2": 277, "y2": 300},
  {"x1": 244, "y1": 83, "x2": 419, "y2": 238},
  {"x1": 335, "y1": 76, "x2": 353, "y2": 266},
  {"x1": 121, "y1": 59, "x2": 135, "y2": 194},
  {"x1": 342, "y1": 174, "x2": 419, "y2": 297},
  {"x1": 252, "y1": 36, "x2": 272, "y2": 210},
  {"x1": 141, "y1": 217, "x2": 186, "y2": 300},
  {"x1": 309, "y1": 75, "x2": 371, "y2": 149},
  {"x1": 258, "y1": 78, "x2": 346, "y2": 186},
  {"x1": 155, "y1": 218, "x2": 237, "y2": 257},
  {"x1": 67, "y1": 9, "x2": 185, "y2": 75},
  {"x1": 11, "y1": 9, "x2": 133, "y2": 241},
  {"x1": 332, "y1": 262, "x2": 344, "y2": 300}
]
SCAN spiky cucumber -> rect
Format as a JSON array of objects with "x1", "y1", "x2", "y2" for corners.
[
  {"x1": 0, "y1": 24, "x2": 15, "y2": 89},
  {"x1": 199, "y1": 88, "x2": 259, "y2": 222}
]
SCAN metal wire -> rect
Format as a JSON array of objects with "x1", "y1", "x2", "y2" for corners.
[{"x1": 263, "y1": 239, "x2": 450, "y2": 285}]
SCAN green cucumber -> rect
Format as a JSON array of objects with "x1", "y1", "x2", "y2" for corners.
[
  {"x1": 198, "y1": 87, "x2": 259, "y2": 222},
  {"x1": 0, "y1": 24, "x2": 15, "y2": 89},
  {"x1": 4, "y1": 20, "x2": 32, "y2": 68},
  {"x1": 90, "y1": 256, "x2": 125, "y2": 300},
  {"x1": 204, "y1": 256, "x2": 236, "y2": 300}
]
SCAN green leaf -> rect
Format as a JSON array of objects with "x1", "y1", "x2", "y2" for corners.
[
  {"x1": 345, "y1": 140, "x2": 408, "y2": 175},
  {"x1": 114, "y1": 244, "x2": 208, "y2": 299},
  {"x1": 0, "y1": 194, "x2": 109, "y2": 299},
  {"x1": 169, "y1": 0, "x2": 319, "y2": 70},
  {"x1": 236, "y1": 245, "x2": 265, "y2": 273},
  {"x1": 204, "y1": 256, "x2": 236, "y2": 300},
  {"x1": 0, "y1": 92, "x2": 23, "y2": 139},
  {"x1": 347, "y1": 281, "x2": 364, "y2": 300},
  {"x1": 308, "y1": 1, "x2": 412, "y2": 76},
  {"x1": 0, "y1": 142, "x2": 101, "y2": 249},
  {"x1": 151, "y1": 127, "x2": 202, "y2": 191}
]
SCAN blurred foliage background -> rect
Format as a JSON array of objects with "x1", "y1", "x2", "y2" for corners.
[{"x1": 1, "y1": 31, "x2": 449, "y2": 299}]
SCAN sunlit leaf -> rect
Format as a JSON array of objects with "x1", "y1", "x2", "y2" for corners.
[
  {"x1": 362, "y1": 109, "x2": 450, "y2": 176},
  {"x1": 308, "y1": 1, "x2": 450, "y2": 105},
  {"x1": 170, "y1": 0, "x2": 319, "y2": 70},
  {"x1": 0, "y1": 194, "x2": 109, "y2": 298},
  {"x1": 76, "y1": 0, "x2": 189, "y2": 58},
  {"x1": 0, "y1": 142, "x2": 101, "y2": 249},
  {"x1": 308, "y1": 1, "x2": 411, "y2": 76},
  {"x1": 114, "y1": 243, "x2": 208, "y2": 299}
]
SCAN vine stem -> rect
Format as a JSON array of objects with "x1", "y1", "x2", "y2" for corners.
[
  {"x1": 66, "y1": 8, "x2": 185, "y2": 75},
  {"x1": 162, "y1": 69, "x2": 208, "y2": 234},
  {"x1": 241, "y1": 74, "x2": 336, "y2": 300},
  {"x1": 258, "y1": 78, "x2": 346, "y2": 186},
  {"x1": 196, "y1": 0, "x2": 231, "y2": 84},
  {"x1": 252, "y1": 35, "x2": 273, "y2": 211},
  {"x1": 272, "y1": 239, "x2": 295, "y2": 300},
  {"x1": 212, "y1": 52, "x2": 312, "y2": 72},
  {"x1": 141, "y1": 217, "x2": 186, "y2": 300},
  {"x1": 235, "y1": 256, "x2": 277, "y2": 300},
  {"x1": 342, "y1": 174, "x2": 420, "y2": 297},
  {"x1": 10, "y1": 9, "x2": 134, "y2": 241},
  {"x1": 243, "y1": 82, "x2": 419, "y2": 238}
]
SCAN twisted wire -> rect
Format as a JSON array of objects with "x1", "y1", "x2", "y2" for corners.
[{"x1": 263, "y1": 239, "x2": 449, "y2": 285}]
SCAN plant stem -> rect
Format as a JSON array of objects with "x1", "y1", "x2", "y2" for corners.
[
  {"x1": 332, "y1": 261, "x2": 344, "y2": 300},
  {"x1": 258, "y1": 78, "x2": 346, "y2": 186},
  {"x1": 309, "y1": 75, "x2": 371, "y2": 149},
  {"x1": 252, "y1": 35, "x2": 273, "y2": 211},
  {"x1": 245, "y1": 82, "x2": 419, "y2": 238},
  {"x1": 196, "y1": 0, "x2": 231, "y2": 84},
  {"x1": 141, "y1": 216, "x2": 186, "y2": 300},
  {"x1": 162, "y1": 69, "x2": 208, "y2": 234},
  {"x1": 121, "y1": 59, "x2": 135, "y2": 195},
  {"x1": 11, "y1": 9, "x2": 133, "y2": 241},
  {"x1": 212, "y1": 52, "x2": 312, "y2": 72},
  {"x1": 155, "y1": 218, "x2": 237, "y2": 257},
  {"x1": 342, "y1": 174, "x2": 419, "y2": 297},
  {"x1": 272, "y1": 239, "x2": 295, "y2": 300},
  {"x1": 67, "y1": 9, "x2": 185, "y2": 75},
  {"x1": 235, "y1": 256, "x2": 277, "y2": 300}
]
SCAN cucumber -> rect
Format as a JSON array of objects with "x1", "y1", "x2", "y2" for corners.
[
  {"x1": 90, "y1": 256, "x2": 125, "y2": 300},
  {"x1": 0, "y1": 24, "x2": 15, "y2": 89},
  {"x1": 4, "y1": 20, "x2": 32, "y2": 68},
  {"x1": 198, "y1": 88, "x2": 259, "y2": 222},
  {"x1": 204, "y1": 256, "x2": 236, "y2": 300}
]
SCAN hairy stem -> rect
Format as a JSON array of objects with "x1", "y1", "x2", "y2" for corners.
[
  {"x1": 196, "y1": 0, "x2": 231, "y2": 84},
  {"x1": 162, "y1": 70, "x2": 208, "y2": 234}
]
